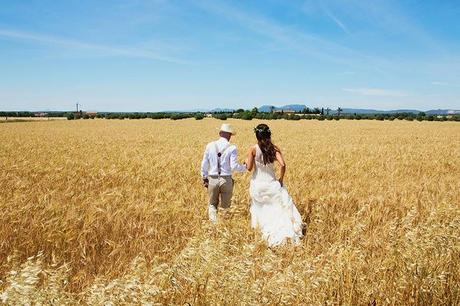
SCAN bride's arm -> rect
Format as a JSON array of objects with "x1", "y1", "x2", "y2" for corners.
[
  {"x1": 275, "y1": 147, "x2": 286, "y2": 186},
  {"x1": 245, "y1": 145, "x2": 256, "y2": 171}
]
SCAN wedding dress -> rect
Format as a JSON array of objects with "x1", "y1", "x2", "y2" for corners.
[{"x1": 249, "y1": 145, "x2": 303, "y2": 247}]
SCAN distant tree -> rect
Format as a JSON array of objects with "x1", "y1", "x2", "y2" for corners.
[
  {"x1": 83, "y1": 114, "x2": 90, "y2": 119},
  {"x1": 194, "y1": 113, "x2": 204, "y2": 120},
  {"x1": 241, "y1": 111, "x2": 254, "y2": 120},
  {"x1": 66, "y1": 113, "x2": 75, "y2": 120},
  {"x1": 269, "y1": 106, "x2": 275, "y2": 113},
  {"x1": 255, "y1": 112, "x2": 270, "y2": 119},
  {"x1": 236, "y1": 108, "x2": 245, "y2": 113},
  {"x1": 337, "y1": 107, "x2": 343, "y2": 117},
  {"x1": 252, "y1": 107, "x2": 258, "y2": 115},
  {"x1": 213, "y1": 113, "x2": 228, "y2": 120},
  {"x1": 170, "y1": 113, "x2": 188, "y2": 120},
  {"x1": 286, "y1": 114, "x2": 301, "y2": 120},
  {"x1": 271, "y1": 112, "x2": 282, "y2": 120},
  {"x1": 325, "y1": 108, "x2": 331, "y2": 115},
  {"x1": 73, "y1": 112, "x2": 80, "y2": 119}
]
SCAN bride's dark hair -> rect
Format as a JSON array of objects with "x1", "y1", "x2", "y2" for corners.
[{"x1": 254, "y1": 123, "x2": 277, "y2": 165}]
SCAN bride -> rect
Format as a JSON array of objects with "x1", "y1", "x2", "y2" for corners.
[{"x1": 245, "y1": 124, "x2": 303, "y2": 247}]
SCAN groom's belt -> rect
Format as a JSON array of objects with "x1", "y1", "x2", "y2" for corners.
[{"x1": 208, "y1": 174, "x2": 232, "y2": 178}]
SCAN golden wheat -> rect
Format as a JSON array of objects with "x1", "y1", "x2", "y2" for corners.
[{"x1": 0, "y1": 119, "x2": 459, "y2": 305}]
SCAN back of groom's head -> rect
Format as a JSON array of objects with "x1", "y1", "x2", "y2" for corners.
[{"x1": 219, "y1": 131, "x2": 232, "y2": 140}]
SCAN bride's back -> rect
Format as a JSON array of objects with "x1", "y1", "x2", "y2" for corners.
[
  {"x1": 253, "y1": 144, "x2": 276, "y2": 181},
  {"x1": 254, "y1": 144, "x2": 268, "y2": 164}
]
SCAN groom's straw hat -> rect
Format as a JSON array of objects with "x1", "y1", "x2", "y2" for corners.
[{"x1": 219, "y1": 123, "x2": 236, "y2": 135}]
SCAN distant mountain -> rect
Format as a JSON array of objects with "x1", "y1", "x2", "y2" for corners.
[
  {"x1": 259, "y1": 104, "x2": 306, "y2": 112},
  {"x1": 341, "y1": 108, "x2": 421, "y2": 114},
  {"x1": 282, "y1": 104, "x2": 307, "y2": 111},
  {"x1": 425, "y1": 109, "x2": 460, "y2": 115},
  {"x1": 6, "y1": 106, "x2": 458, "y2": 115},
  {"x1": 133, "y1": 106, "x2": 460, "y2": 115},
  {"x1": 116, "y1": 106, "x2": 460, "y2": 114},
  {"x1": 341, "y1": 108, "x2": 460, "y2": 115},
  {"x1": 253, "y1": 105, "x2": 460, "y2": 114},
  {"x1": 386, "y1": 109, "x2": 421, "y2": 114},
  {"x1": 258, "y1": 105, "x2": 275, "y2": 112},
  {"x1": 210, "y1": 108, "x2": 235, "y2": 113}
]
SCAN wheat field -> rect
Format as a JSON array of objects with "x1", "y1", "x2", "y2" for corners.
[{"x1": 0, "y1": 118, "x2": 459, "y2": 305}]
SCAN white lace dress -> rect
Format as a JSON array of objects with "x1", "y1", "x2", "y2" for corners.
[{"x1": 249, "y1": 145, "x2": 303, "y2": 247}]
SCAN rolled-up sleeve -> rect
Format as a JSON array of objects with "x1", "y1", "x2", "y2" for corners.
[
  {"x1": 200, "y1": 146, "x2": 210, "y2": 178},
  {"x1": 230, "y1": 147, "x2": 246, "y2": 173}
]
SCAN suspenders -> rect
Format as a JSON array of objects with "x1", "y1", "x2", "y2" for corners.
[{"x1": 214, "y1": 141, "x2": 230, "y2": 176}]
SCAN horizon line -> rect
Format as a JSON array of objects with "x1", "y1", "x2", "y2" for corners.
[{"x1": 1, "y1": 106, "x2": 459, "y2": 113}]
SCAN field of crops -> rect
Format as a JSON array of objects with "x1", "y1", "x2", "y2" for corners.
[{"x1": 0, "y1": 119, "x2": 459, "y2": 304}]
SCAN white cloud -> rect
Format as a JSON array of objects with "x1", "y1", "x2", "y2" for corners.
[
  {"x1": 191, "y1": 0, "x2": 366, "y2": 65},
  {"x1": 0, "y1": 28, "x2": 189, "y2": 64},
  {"x1": 343, "y1": 0, "x2": 445, "y2": 54},
  {"x1": 319, "y1": 1, "x2": 351, "y2": 35},
  {"x1": 343, "y1": 88, "x2": 410, "y2": 97}
]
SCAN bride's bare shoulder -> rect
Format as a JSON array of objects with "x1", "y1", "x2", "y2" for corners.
[{"x1": 248, "y1": 144, "x2": 257, "y2": 154}]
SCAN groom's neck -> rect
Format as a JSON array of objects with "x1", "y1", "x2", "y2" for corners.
[{"x1": 219, "y1": 132, "x2": 231, "y2": 141}]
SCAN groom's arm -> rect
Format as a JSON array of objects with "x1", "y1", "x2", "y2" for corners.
[
  {"x1": 200, "y1": 146, "x2": 210, "y2": 179},
  {"x1": 229, "y1": 147, "x2": 246, "y2": 173}
]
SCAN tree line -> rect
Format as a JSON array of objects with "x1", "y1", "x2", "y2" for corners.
[
  {"x1": 207, "y1": 110, "x2": 459, "y2": 122},
  {"x1": 1, "y1": 109, "x2": 459, "y2": 122}
]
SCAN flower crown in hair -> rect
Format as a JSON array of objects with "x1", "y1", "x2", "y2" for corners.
[{"x1": 254, "y1": 127, "x2": 271, "y2": 134}]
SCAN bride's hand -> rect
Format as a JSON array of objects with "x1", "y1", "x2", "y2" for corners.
[{"x1": 278, "y1": 179, "x2": 283, "y2": 187}]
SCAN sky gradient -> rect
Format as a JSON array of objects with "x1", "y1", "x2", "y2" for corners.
[{"x1": 0, "y1": 0, "x2": 459, "y2": 112}]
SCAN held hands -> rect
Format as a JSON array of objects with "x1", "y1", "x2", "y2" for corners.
[
  {"x1": 203, "y1": 178, "x2": 209, "y2": 188},
  {"x1": 278, "y1": 178, "x2": 283, "y2": 187}
]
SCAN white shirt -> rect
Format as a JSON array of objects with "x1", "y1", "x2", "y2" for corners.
[{"x1": 201, "y1": 137, "x2": 246, "y2": 178}]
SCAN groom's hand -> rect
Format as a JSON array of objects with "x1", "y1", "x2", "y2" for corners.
[
  {"x1": 278, "y1": 179, "x2": 284, "y2": 187},
  {"x1": 203, "y1": 178, "x2": 209, "y2": 188}
]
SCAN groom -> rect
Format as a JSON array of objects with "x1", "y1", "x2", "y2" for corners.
[{"x1": 200, "y1": 123, "x2": 247, "y2": 222}]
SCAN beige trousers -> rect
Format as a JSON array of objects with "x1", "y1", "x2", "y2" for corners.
[{"x1": 207, "y1": 176, "x2": 234, "y2": 221}]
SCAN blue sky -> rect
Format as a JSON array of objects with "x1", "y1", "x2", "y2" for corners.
[{"x1": 0, "y1": 0, "x2": 459, "y2": 111}]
